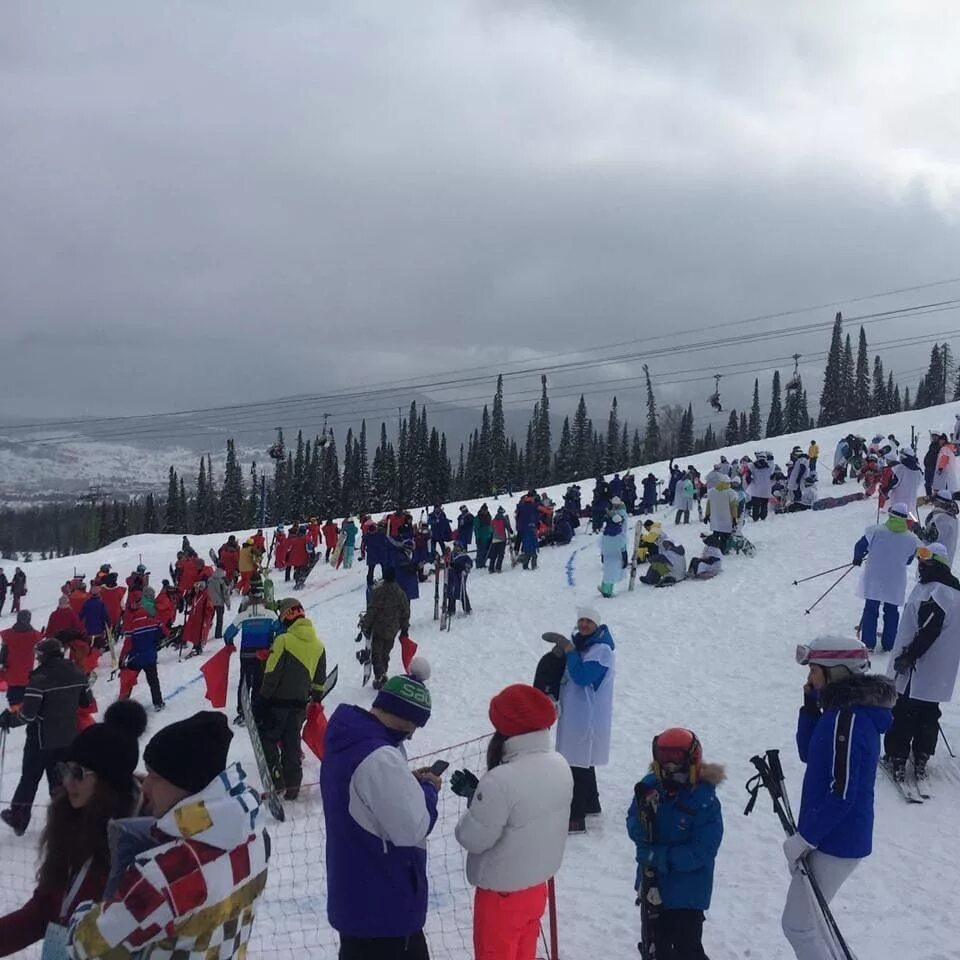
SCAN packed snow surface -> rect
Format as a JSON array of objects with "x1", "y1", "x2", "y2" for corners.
[{"x1": 2, "y1": 403, "x2": 959, "y2": 959}]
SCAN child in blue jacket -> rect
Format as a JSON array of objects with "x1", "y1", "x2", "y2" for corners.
[{"x1": 627, "y1": 727, "x2": 724, "y2": 959}]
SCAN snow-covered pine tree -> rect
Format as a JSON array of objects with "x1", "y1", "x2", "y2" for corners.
[
  {"x1": 163, "y1": 467, "x2": 180, "y2": 533},
  {"x1": 572, "y1": 395, "x2": 592, "y2": 480},
  {"x1": 642, "y1": 364, "x2": 661, "y2": 461},
  {"x1": 605, "y1": 397, "x2": 620, "y2": 472},
  {"x1": 677, "y1": 404, "x2": 694, "y2": 456},
  {"x1": 631, "y1": 428, "x2": 642, "y2": 467},
  {"x1": 178, "y1": 478, "x2": 189, "y2": 532},
  {"x1": 554, "y1": 416, "x2": 573, "y2": 483},
  {"x1": 739, "y1": 411, "x2": 748, "y2": 442},
  {"x1": 872, "y1": 356, "x2": 887, "y2": 415},
  {"x1": 766, "y1": 370, "x2": 784, "y2": 437},
  {"x1": 220, "y1": 439, "x2": 245, "y2": 530},
  {"x1": 619, "y1": 422, "x2": 629, "y2": 471},
  {"x1": 143, "y1": 493, "x2": 160, "y2": 533},
  {"x1": 840, "y1": 333, "x2": 854, "y2": 419},
  {"x1": 748, "y1": 379, "x2": 761, "y2": 441},
  {"x1": 817, "y1": 312, "x2": 844, "y2": 426},
  {"x1": 725, "y1": 410, "x2": 739, "y2": 445},
  {"x1": 853, "y1": 327, "x2": 870, "y2": 415},
  {"x1": 490, "y1": 375, "x2": 507, "y2": 494}
]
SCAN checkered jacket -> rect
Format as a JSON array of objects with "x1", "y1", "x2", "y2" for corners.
[{"x1": 69, "y1": 763, "x2": 269, "y2": 959}]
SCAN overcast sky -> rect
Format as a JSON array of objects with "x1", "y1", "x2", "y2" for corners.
[{"x1": 2, "y1": 1, "x2": 959, "y2": 433}]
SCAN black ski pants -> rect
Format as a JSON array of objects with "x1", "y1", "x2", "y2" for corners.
[
  {"x1": 8, "y1": 726, "x2": 68, "y2": 831},
  {"x1": 131, "y1": 664, "x2": 164, "y2": 707},
  {"x1": 488, "y1": 541, "x2": 506, "y2": 572},
  {"x1": 570, "y1": 765, "x2": 600, "y2": 819},
  {"x1": 674, "y1": 509, "x2": 690, "y2": 525},
  {"x1": 750, "y1": 496, "x2": 768, "y2": 522},
  {"x1": 237, "y1": 656, "x2": 266, "y2": 720},
  {"x1": 884, "y1": 693, "x2": 941, "y2": 760},
  {"x1": 259, "y1": 703, "x2": 306, "y2": 791},
  {"x1": 338, "y1": 931, "x2": 429, "y2": 959},
  {"x1": 214, "y1": 605, "x2": 225, "y2": 639},
  {"x1": 652, "y1": 908, "x2": 709, "y2": 960}
]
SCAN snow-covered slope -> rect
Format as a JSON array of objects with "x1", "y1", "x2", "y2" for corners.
[{"x1": 1, "y1": 401, "x2": 959, "y2": 959}]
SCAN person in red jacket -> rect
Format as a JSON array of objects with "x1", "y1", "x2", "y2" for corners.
[
  {"x1": 285, "y1": 527, "x2": 309, "y2": 583},
  {"x1": 273, "y1": 527, "x2": 289, "y2": 573},
  {"x1": 182, "y1": 581, "x2": 215, "y2": 656},
  {"x1": 0, "y1": 700, "x2": 146, "y2": 957},
  {"x1": 68, "y1": 581, "x2": 90, "y2": 616},
  {"x1": 252, "y1": 528, "x2": 266, "y2": 552},
  {"x1": 307, "y1": 518, "x2": 321, "y2": 550},
  {"x1": 322, "y1": 519, "x2": 339, "y2": 562},
  {"x1": 154, "y1": 582, "x2": 177, "y2": 628},
  {"x1": 44, "y1": 596, "x2": 87, "y2": 642},
  {"x1": 0, "y1": 611, "x2": 42, "y2": 709},
  {"x1": 99, "y1": 576, "x2": 126, "y2": 630},
  {"x1": 218, "y1": 535, "x2": 241, "y2": 584}
]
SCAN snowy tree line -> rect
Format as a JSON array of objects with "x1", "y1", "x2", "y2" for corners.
[{"x1": 2, "y1": 316, "x2": 957, "y2": 556}]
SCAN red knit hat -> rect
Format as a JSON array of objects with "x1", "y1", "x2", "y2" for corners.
[{"x1": 489, "y1": 684, "x2": 557, "y2": 737}]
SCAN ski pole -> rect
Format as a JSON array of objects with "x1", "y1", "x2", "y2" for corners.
[
  {"x1": 765, "y1": 749, "x2": 795, "y2": 828},
  {"x1": 939, "y1": 723, "x2": 956, "y2": 759},
  {"x1": 0, "y1": 728, "x2": 6, "y2": 799},
  {"x1": 804, "y1": 566, "x2": 856, "y2": 615},
  {"x1": 792, "y1": 563, "x2": 852, "y2": 586}
]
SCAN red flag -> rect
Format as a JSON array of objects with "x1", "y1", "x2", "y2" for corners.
[
  {"x1": 302, "y1": 702, "x2": 328, "y2": 761},
  {"x1": 201, "y1": 644, "x2": 235, "y2": 709},
  {"x1": 400, "y1": 634, "x2": 418, "y2": 672}
]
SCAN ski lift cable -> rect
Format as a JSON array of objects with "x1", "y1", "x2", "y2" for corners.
[
  {"x1": 5, "y1": 291, "x2": 960, "y2": 436},
  {"x1": 18, "y1": 318, "x2": 959, "y2": 448}
]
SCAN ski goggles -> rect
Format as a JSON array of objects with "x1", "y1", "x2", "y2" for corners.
[
  {"x1": 795, "y1": 644, "x2": 869, "y2": 666},
  {"x1": 56, "y1": 762, "x2": 94, "y2": 782}
]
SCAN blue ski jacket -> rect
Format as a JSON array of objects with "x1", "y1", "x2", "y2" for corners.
[
  {"x1": 223, "y1": 602, "x2": 283, "y2": 656},
  {"x1": 795, "y1": 673, "x2": 894, "y2": 858},
  {"x1": 626, "y1": 767, "x2": 724, "y2": 911}
]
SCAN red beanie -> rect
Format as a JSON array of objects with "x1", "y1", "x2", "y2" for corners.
[{"x1": 489, "y1": 684, "x2": 557, "y2": 738}]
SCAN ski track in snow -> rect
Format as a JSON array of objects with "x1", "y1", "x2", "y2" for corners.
[{"x1": 2, "y1": 402, "x2": 960, "y2": 959}]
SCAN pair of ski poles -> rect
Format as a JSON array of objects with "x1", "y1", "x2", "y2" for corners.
[
  {"x1": 744, "y1": 749, "x2": 855, "y2": 960},
  {"x1": 793, "y1": 563, "x2": 856, "y2": 615}
]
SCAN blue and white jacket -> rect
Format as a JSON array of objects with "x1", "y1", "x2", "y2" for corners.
[
  {"x1": 321, "y1": 705, "x2": 438, "y2": 938},
  {"x1": 223, "y1": 602, "x2": 282, "y2": 658},
  {"x1": 796, "y1": 673, "x2": 895, "y2": 858}
]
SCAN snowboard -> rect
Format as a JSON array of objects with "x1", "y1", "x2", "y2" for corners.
[
  {"x1": 331, "y1": 532, "x2": 346, "y2": 569},
  {"x1": 628, "y1": 522, "x2": 643, "y2": 592},
  {"x1": 812, "y1": 492, "x2": 866, "y2": 511},
  {"x1": 635, "y1": 785, "x2": 662, "y2": 958},
  {"x1": 240, "y1": 681, "x2": 285, "y2": 822},
  {"x1": 354, "y1": 615, "x2": 372, "y2": 686},
  {"x1": 433, "y1": 558, "x2": 441, "y2": 621},
  {"x1": 461, "y1": 570, "x2": 471, "y2": 615}
]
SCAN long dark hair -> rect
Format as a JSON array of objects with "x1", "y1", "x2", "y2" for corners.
[
  {"x1": 486, "y1": 732, "x2": 507, "y2": 771},
  {"x1": 37, "y1": 780, "x2": 137, "y2": 892}
]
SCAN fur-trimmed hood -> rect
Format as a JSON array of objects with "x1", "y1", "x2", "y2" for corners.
[
  {"x1": 820, "y1": 672, "x2": 896, "y2": 711},
  {"x1": 648, "y1": 761, "x2": 726, "y2": 786}
]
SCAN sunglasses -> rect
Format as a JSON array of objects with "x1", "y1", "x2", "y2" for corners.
[{"x1": 56, "y1": 762, "x2": 93, "y2": 782}]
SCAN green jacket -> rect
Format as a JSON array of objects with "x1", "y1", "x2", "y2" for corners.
[
  {"x1": 361, "y1": 581, "x2": 411, "y2": 642},
  {"x1": 260, "y1": 616, "x2": 326, "y2": 706},
  {"x1": 474, "y1": 515, "x2": 493, "y2": 546}
]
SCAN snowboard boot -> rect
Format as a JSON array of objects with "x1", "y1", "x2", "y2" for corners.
[
  {"x1": 372, "y1": 675, "x2": 387, "y2": 691},
  {"x1": 568, "y1": 818, "x2": 586, "y2": 835},
  {"x1": 153, "y1": 701, "x2": 166, "y2": 713},
  {"x1": 0, "y1": 809, "x2": 27, "y2": 837},
  {"x1": 913, "y1": 754, "x2": 930, "y2": 781}
]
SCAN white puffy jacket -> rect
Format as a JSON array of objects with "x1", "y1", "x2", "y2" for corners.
[{"x1": 455, "y1": 729, "x2": 573, "y2": 892}]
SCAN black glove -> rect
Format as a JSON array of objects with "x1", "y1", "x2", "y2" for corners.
[
  {"x1": 893, "y1": 653, "x2": 915, "y2": 675},
  {"x1": 0, "y1": 709, "x2": 14, "y2": 731},
  {"x1": 450, "y1": 769, "x2": 479, "y2": 800},
  {"x1": 852, "y1": 557, "x2": 863, "y2": 567}
]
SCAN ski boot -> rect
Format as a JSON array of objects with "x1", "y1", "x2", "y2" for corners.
[
  {"x1": 890, "y1": 756, "x2": 907, "y2": 782},
  {"x1": 914, "y1": 754, "x2": 930, "y2": 781},
  {"x1": 153, "y1": 701, "x2": 166, "y2": 713},
  {"x1": 372, "y1": 675, "x2": 387, "y2": 691},
  {"x1": 0, "y1": 809, "x2": 27, "y2": 837}
]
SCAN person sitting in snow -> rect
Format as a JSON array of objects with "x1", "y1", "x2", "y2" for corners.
[
  {"x1": 636, "y1": 519, "x2": 663, "y2": 564},
  {"x1": 689, "y1": 534, "x2": 724, "y2": 579},
  {"x1": 640, "y1": 541, "x2": 687, "y2": 587}
]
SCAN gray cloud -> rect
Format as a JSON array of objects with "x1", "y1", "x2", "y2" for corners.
[{"x1": 1, "y1": 0, "x2": 958, "y2": 428}]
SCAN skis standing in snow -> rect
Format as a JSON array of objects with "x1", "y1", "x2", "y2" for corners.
[
  {"x1": 884, "y1": 541, "x2": 960, "y2": 787},
  {"x1": 784, "y1": 636, "x2": 894, "y2": 959},
  {"x1": 627, "y1": 728, "x2": 723, "y2": 959}
]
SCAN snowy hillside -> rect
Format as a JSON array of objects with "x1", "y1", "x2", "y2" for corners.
[{"x1": 1, "y1": 400, "x2": 959, "y2": 959}]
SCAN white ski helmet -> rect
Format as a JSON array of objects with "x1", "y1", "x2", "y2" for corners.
[{"x1": 796, "y1": 635, "x2": 870, "y2": 679}]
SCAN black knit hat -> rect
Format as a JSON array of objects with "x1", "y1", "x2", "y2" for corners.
[
  {"x1": 67, "y1": 700, "x2": 148, "y2": 792},
  {"x1": 143, "y1": 711, "x2": 233, "y2": 794}
]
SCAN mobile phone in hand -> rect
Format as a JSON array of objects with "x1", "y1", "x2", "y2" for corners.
[{"x1": 429, "y1": 759, "x2": 450, "y2": 776}]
